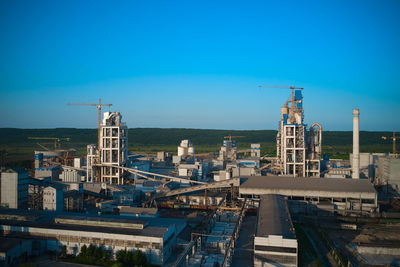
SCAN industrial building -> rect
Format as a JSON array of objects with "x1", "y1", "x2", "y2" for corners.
[
  {"x1": 218, "y1": 137, "x2": 238, "y2": 162},
  {"x1": 376, "y1": 156, "x2": 400, "y2": 193},
  {"x1": 34, "y1": 150, "x2": 72, "y2": 180},
  {"x1": 100, "y1": 112, "x2": 128, "y2": 184},
  {"x1": 43, "y1": 185, "x2": 64, "y2": 211},
  {"x1": 275, "y1": 88, "x2": 322, "y2": 177},
  {"x1": 254, "y1": 194, "x2": 297, "y2": 267},
  {"x1": 0, "y1": 210, "x2": 186, "y2": 265},
  {"x1": 251, "y1": 144, "x2": 261, "y2": 158},
  {"x1": 1, "y1": 93, "x2": 398, "y2": 267},
  {"x1": 86, "y1": 112, "x2": 128, "y2": 184},
  {"x1": 239, "y1": 176, "x2": 378, "y2": 215},
  {"x1": 213, "y1": 138, "x2": 260, "y2": 181},
  {"x1": 0, "y1": 168, "x2": 29, "y2": 209}
]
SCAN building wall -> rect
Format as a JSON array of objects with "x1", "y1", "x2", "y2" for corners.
[
  {"x1": 59, "y1": 170, "x2": 83, "y2": 183},
  {"x1": 43, "y1": 187, "x2": 63, "y2": 211},
  {"x1": 0, "y1": 224, "x2": 170, "y2": 265},
  {"x1": 0, "y1": 170, "x2": 28, "y2": 209},
  {"x1": 254, "y1": 236, "x2": 297, "y2": 267},
  {"x1": 377, "y1": 158, "x2": 400, "y2": 193}
]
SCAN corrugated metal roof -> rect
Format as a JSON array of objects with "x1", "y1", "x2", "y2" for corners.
[
  {"x1": 240, "y1": 176, "x2": 376, "y2": 194},
  {"x1": 256, "y1": 194, "x2": 295, "y2": 239}
]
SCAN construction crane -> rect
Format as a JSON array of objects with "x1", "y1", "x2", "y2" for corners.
[
  {"x1": 67, "y1": 98, "x2": 112, "y2": 157},
  {"x1": 258, "y1": 85, "x2": 304, "y2": 109},
  {"x1": 28, "y1": 137, "x2": 70, "y2": 150},
  {"x1": 381, "y1": 132, "x2": 398, "y2": 154}
]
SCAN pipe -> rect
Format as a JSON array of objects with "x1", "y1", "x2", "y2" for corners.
[{"x1": 352, "y1": 109, "x2": 360, "y2": 179}]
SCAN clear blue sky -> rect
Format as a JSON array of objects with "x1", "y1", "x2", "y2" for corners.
[{"x1": 0, "y1": 0, "x2": 399, "y2": 131}]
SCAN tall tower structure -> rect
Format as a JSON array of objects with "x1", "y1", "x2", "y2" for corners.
[
  {"x1": 352, "y1": 109, "x2": 360, "y2": 179},
  {"x1": 277, "y1": 90, "x2": 306, "y2": 177},
  {"x1": 276, "y1": 89, "x2": 322, "y2": 177},
  {"x1": 100, "y1": 112, "x2": 128, "y2": 184}
]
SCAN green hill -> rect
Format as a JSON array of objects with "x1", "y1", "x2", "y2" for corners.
[{"x1": 0, "y1": 128, "x2": 395, "y2": 167}]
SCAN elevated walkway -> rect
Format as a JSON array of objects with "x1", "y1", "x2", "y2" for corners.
[{"x1": 153, "y1": 178, "x2": 240, "y2": 199}]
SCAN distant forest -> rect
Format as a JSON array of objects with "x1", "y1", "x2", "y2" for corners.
[{"x1": 0, "y1": 128, "x2": 395, "y2": 166}]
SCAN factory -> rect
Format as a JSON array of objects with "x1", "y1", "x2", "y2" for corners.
[
  {"x1": 0, "y1": 89, "x2": 399, "y2": 267},
  {"x1": 272, "y1": 87, "x2": 322, "y2": 177}
]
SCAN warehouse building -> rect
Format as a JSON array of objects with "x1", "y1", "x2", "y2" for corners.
[
  {"x1": 254, "y1": 194, "x2": 297, "y2": 267},
  {"x1": 0, "y1": 211, "x2": 186, "y2": 265},
  {"x1": 240, "y1": 176, "x2": 378, "y2": 215}
]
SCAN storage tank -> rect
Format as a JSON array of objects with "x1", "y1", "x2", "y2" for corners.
[
  {"x1": 180, "y1": 139, "x2": 190, "y2": 148},
  {"x1": 281, "y1": 107, "x2": 288, "y2": 116},
  {"x1": 188, "y1": 146, "x2": 195, "y2": 155},
  {"x1": 178, "y1": 146, "x2": 187, "y2": 157}
]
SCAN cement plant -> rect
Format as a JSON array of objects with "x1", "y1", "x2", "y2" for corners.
[{"x1": 1, "y1": 88, "x2": 399, "y2": 267}]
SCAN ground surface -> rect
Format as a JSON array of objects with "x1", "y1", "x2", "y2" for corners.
[{"x1": 231, "y1": 214, "x2": 257, "y2": 267}]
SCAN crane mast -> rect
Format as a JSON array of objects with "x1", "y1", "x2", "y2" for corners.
[{"x1": 68, "y1": 98, "x2": 112, "y2": 182}]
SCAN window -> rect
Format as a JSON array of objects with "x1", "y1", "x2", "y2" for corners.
[{"x1": 254, "y1": 245, "x2": 297, "y2": 254}]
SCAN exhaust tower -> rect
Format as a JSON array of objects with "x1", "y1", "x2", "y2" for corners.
[{"x1": 352, "y1": 108, "x2": 360, "y2": 179}]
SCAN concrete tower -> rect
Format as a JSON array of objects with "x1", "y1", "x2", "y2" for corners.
[
  {"x1": 352, "y1": 108, "x2": 360, "y2": 179},
  {"x1": 100, "y1": 112, "x2": 128, "y2": 184}
]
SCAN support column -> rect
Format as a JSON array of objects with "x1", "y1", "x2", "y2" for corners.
[{"x1": 352, "y1": 108, "x2": 360, "y2": 179}]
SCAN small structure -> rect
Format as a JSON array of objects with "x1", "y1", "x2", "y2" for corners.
[
  {"x1": 218, "y1": 138, "x2": 237, "y2": 162},
  {"x1": 178, "y1": 140, "x2": 195, "y2": 158},
  {"x1": 59, "y1": 169, "x2": 84, "y2": 183},
  {"x1": 43, "y1": 184, "x2": 64, "y2": 211},
  {"x1": 135, "y1": 180, "x2": 163, "y2": 193},
  {"x1": 118, "y1": 206, "x2": 159, "y2": 218},
  {"x1": 251, "y1": 144, "x2": 261, "y2": 158}
]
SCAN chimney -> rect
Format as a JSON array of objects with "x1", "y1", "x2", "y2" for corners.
[{"x1": 352, "y1": 109, "x2": 360, "y2": 179}]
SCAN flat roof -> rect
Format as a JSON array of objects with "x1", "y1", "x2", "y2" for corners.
[
  {"x1": 256, "y1": 194, "x2": 295, "y2": 239},
  {"x1": 240, "y1": 176, "x2": 376, "y2": 197},
  {"x1": 0, "y1": 219, "x2": 168, "y2": 238},
  {"x1": 0, "y1": 210, "x2": 187, "y2": 239}
]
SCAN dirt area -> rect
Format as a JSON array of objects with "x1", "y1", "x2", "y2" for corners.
[
  {"x1": 324, "y1": 223, "x2": 400, "y2": 266},
  {"x1": 353, "y1": 224, "x2": 400, "y2": 245}
]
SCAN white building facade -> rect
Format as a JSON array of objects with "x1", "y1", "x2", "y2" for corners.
[{"x1": 100, "y1": 112, "x2": 128, "y2": 184}]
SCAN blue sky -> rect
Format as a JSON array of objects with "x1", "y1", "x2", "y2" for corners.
[{"x1": 0, "y1": 0, "x2": 399, "y2": 131}]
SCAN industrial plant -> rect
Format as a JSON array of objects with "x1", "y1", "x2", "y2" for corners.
[{"x1": 0, "y1": 89, "x2": 399, "y2": 267}]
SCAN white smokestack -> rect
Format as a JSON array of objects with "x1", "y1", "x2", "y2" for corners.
[{"x1": 352, "y1": 108, "x2": 360, "y2": 179}]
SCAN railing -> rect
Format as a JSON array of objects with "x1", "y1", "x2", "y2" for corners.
[
  {"x1": 173, "y1": 198, "x2": 226, "y2": 267},
  {"x1": 221, "y1": 198, "x2": 247, "y2": 267},
  {"x1": 314, "y1": 226, "x2": 354, "y2": 267}
]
